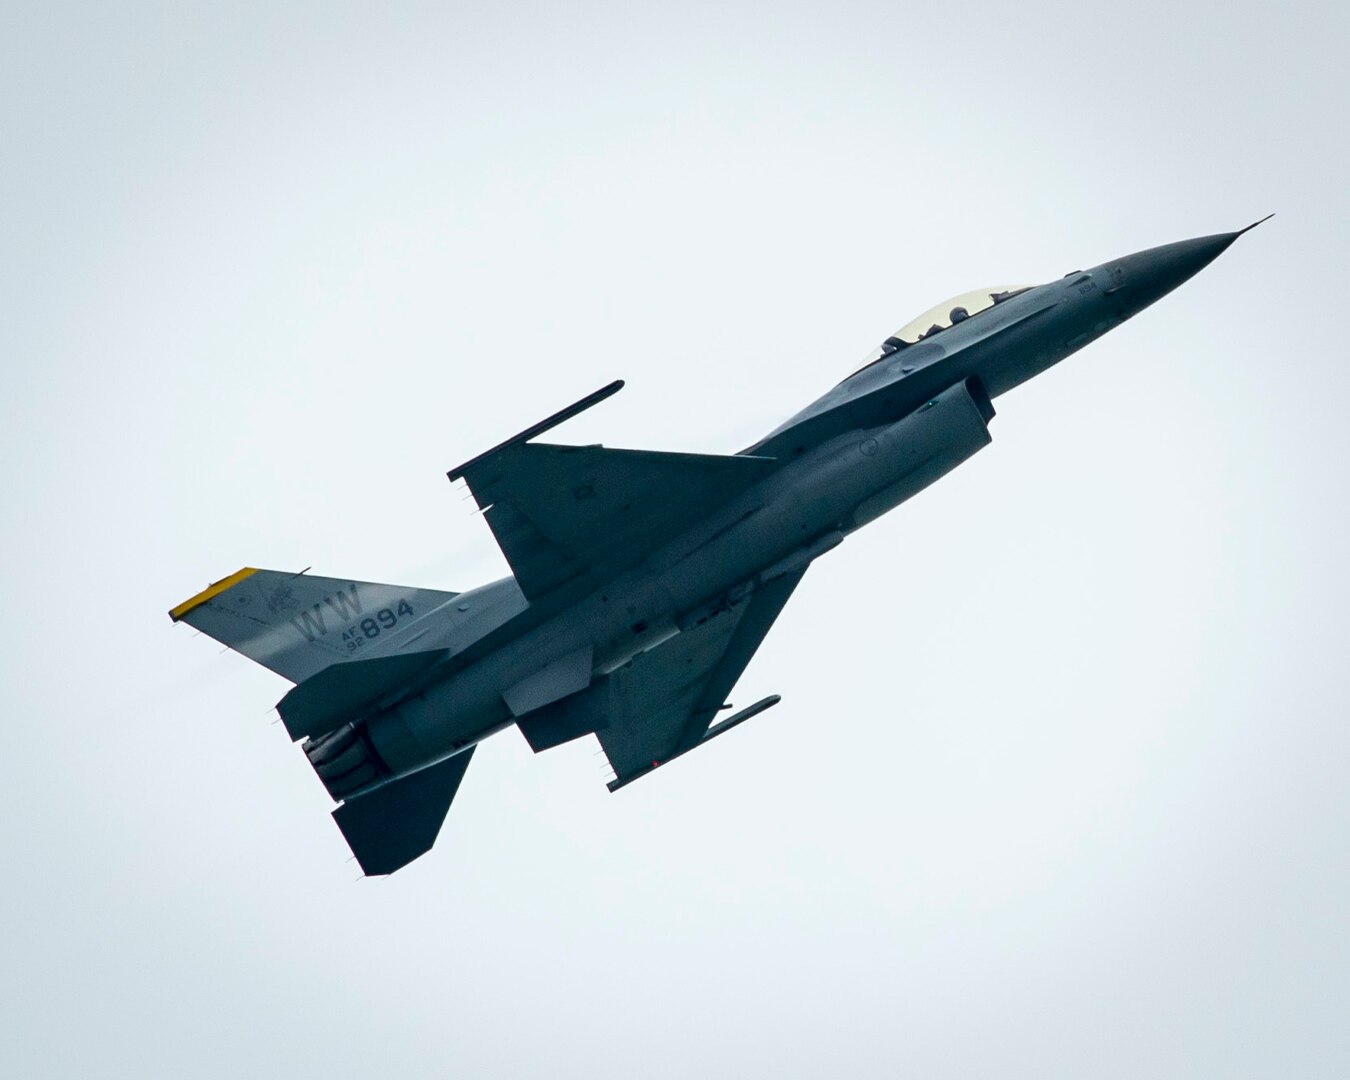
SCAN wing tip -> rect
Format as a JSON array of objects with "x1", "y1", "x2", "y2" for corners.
[
  {"x1": 446, "y1": 380, "x2": 625, "y2": 482},
  {"x1": 169, "y1": 567, "x2": 259, "y2": 622}
]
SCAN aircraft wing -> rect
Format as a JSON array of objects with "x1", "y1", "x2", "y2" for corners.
[
  {"x1": 593, "y1": 568, "x2": 805, "y2": 789},
  {"x1": 449, "y1": 383, "x2": 776, "y2": 601}
]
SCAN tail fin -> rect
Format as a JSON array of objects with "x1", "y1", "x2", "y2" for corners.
[
  {"x1": 168, "y1": 569, "x2": 459, "y2": 684},
  {"x1": 332, "y1": 748, "x2": 476, "y2": 875}
]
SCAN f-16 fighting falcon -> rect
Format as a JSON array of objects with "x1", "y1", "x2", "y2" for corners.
[{"x1": 171, "y1": 221, "x2": 1267, "y2": 875}]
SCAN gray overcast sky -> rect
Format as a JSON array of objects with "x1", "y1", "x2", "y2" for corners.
[{"x1": 3, "y1": 2, "x2": 1347, "y2": 1077}]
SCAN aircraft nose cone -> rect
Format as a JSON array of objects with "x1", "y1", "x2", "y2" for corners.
[{"x1": 1103, "y1": 231, "x2": 1241, "y2": 316}]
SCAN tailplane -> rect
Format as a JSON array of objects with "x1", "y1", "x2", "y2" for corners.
[{"x1": 331, "y1": 749, "x2": 476, "y2": 876}]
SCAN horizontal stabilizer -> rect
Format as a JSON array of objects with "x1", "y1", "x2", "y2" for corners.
[
  {"x1": 333, "y1": 748, "x2": 476, "y2": 876},
  {"x1": 278, "y1": 649, "x2": 447, "y2": 741}
]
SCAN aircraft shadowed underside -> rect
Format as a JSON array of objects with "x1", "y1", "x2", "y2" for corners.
[{"x1": 172, "y1": 222, "x2": 1267, "y2": 874}]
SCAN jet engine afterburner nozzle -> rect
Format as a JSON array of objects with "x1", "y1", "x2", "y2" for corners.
[{"x1": 304, "y1": 722, "x2": 388, "y2": 800}]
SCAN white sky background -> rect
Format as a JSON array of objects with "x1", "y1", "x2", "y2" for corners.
[{"x1": 3, "y1": 2, "x2": 1347, "y2": 1076}]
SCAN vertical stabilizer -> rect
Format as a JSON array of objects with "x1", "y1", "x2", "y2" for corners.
[{"x1": 169, "y1": 569, "x2": 459, "y2": 684}]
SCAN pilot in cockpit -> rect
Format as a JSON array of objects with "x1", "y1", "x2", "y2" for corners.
[
  {"x1": 919, "y1": 305, "x2": 971, "y2": 341},
  {"x1": 848, "y1": 284, "x2": 1034, "y2": 378}
]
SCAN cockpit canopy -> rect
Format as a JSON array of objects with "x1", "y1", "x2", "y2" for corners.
[{"x1": 857, "y1": 285, "x2": 1036, "y2": 368}]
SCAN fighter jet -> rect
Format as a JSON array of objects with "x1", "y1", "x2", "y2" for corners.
[{"x1": 171, "y1": 222, "x2": 1266, "y2": 875}]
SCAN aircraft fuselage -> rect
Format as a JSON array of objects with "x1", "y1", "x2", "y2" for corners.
[
  {"x1": 174, "y1": 224, "x2": 1263, "y2": 874},
  {"x1": 309, "y1": 229, "x2": 1252, "y2": 800}
]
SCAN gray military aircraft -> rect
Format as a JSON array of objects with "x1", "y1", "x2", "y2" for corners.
[{"x1": 172, "y1": 222, "x2": 1266, "y2": 875}]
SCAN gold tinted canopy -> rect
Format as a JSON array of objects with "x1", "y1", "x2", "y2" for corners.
[{"x1": 858, "y1": 285, "x2": 1035, "y2": 367}]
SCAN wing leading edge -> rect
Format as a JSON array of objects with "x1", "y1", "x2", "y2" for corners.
[{"x1": 449, "y1": 384, "x2": 777, "y2": 601}]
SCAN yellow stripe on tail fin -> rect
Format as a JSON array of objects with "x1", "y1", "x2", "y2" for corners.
[{"x1": 169, "y1": 568, "x2": 259, "y2": 622}]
